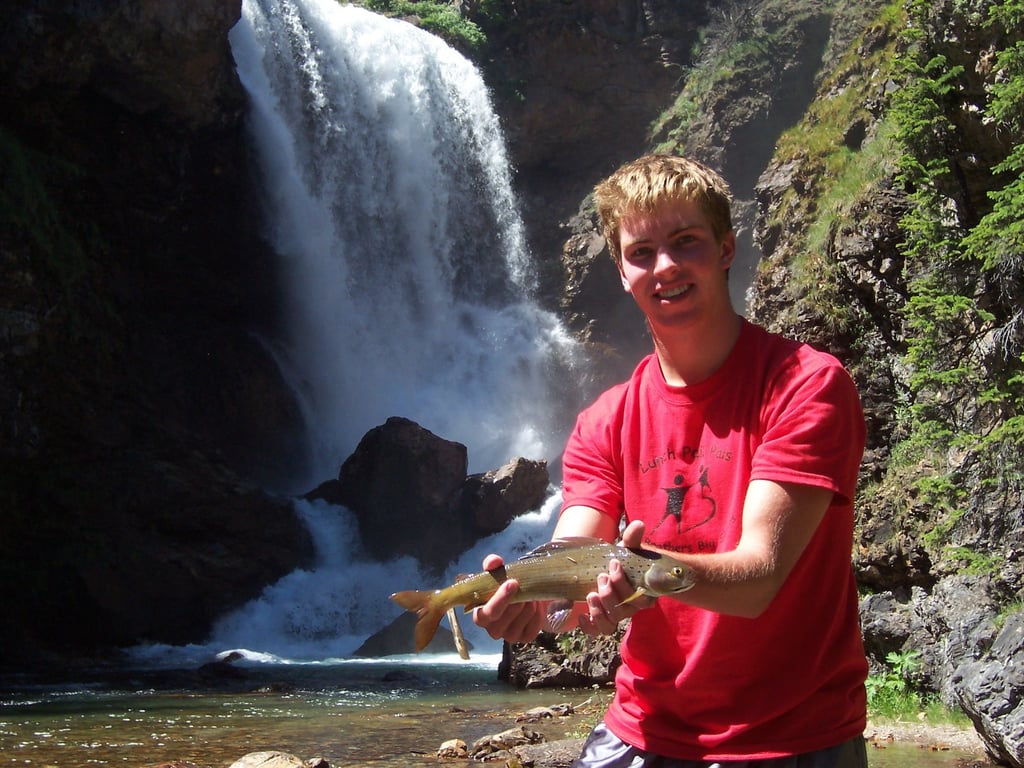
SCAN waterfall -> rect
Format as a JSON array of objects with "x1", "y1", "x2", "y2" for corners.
[
  {"x1": 230, "y1": 0, "x2": 580, "y2": 488},
  {"x1": 130, "y1": 0, "x2": 589, "y2": 664}
]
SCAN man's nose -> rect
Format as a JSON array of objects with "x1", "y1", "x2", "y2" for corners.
[{"x1": 653, "y1": 246, "x2": 679, "y2": 274}]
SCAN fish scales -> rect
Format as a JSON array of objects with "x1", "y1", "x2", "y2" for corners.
[{"x1": 390, "y1": 537, "x2": 696, "y2": 658}]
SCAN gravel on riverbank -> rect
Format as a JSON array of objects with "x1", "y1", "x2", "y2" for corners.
[{"x1": 864, "y1": 719, "x2": 991, "y2": 762}]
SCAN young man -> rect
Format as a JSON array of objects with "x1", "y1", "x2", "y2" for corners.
[{"x1": 473, "y1": 154, "x2": 869, "y2": 767}]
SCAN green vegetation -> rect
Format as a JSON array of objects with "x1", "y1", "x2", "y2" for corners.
[
  {"x1": 358, "y1": 0, "x2": 498, "y2": 54},
  {"x1": 887, "y1": 0, "x2": 1024, "y2": 557},
  {"x1": 866, "y1": 649, "x2": 973, "y2": 727},
  {"x1": 993, "y1": 602, "x2": 1024, "y2": 632},
  {"x1": 866, "y1": 649, "x2": 923, "y2": 717},
  {"x1": 555, "y1": 628, "x2": 592, "y2": 657},
  {"x1": 749, "y1": 1, "x2": 905, "y2": 338},
  {"x1": 651, "y1": 2, "x2": 837, "y2": 157}
]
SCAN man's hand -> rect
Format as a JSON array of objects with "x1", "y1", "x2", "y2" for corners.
[
  {"x1": 576, "y1": 520, "x2": 655, "y2": 635},
  {"x1": 471, "y1": 554, "x2": 546, "y2": 644}
]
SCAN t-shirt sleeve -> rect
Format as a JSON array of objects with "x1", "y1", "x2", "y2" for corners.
[
  {"x1": 559, "y1": 394, "x2": 626, "y2": 521},
  {"x1": 751, "y1": 358, "x2": 865, "y2": 505}
]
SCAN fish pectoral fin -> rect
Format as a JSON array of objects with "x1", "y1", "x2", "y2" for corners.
[
  {"x1": 545, "y1": 599, "x2": 575, "y2": 633},
  {"x1": 446, "y1": 607, "x2": 471, "y2": 660},
  {"x1": 616, "y1": 588, "x2": 650, "y2": 607}
]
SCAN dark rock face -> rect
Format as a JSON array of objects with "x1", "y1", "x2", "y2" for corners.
[
  {"x1": 489, "y1": 1, "x2": 706, "y2": 320},
  {"x1": 0, "y1": 0, "x2": 313, "y2": 666},
  {"x1": 0, "y1": 0, "x2": 243, "y2": 130},
  {"x1": 500, "y1": 630, "x2": 622, "y2": 689}
]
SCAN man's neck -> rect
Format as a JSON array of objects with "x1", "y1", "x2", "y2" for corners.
[{"x1": 652, "y1": 312, "x2": 743, "y2": 387}]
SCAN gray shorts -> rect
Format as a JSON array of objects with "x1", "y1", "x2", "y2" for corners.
[{"x1": 571, "y1": 723, "x2": 868, "y2": 768}]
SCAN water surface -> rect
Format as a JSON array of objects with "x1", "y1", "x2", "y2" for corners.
[{"x1": 0, "y1": 658, "x2": 988, "y2": 767}]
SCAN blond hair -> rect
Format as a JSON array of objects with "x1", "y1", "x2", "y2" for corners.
[{"x1": 593, "y1": 154, "x2": 734, "y2": 266}]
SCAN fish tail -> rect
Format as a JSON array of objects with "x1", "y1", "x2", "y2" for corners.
[{"x1": 390, "y1": 590, "x2": 446, "y2": 651}]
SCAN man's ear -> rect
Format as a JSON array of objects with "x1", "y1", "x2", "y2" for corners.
[
  {"x1": 620, "y1": 267, "x2": 631, "y2": 293},
  {"x1": 720, "y1": 231, "x2": 737, "y2": 270}
]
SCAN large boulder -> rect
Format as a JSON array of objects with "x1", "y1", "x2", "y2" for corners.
[
  {"x1": 499, "y1": 630, "x2": 623, "y2": 689},
  {"x1": 954, "y1": 610, "x2": 1024, "y2": 767},
  {"x1": 352, "y1": 612, "x2": 470, "y2": 658},
  {"x1": 306, "y1": 417, "x2": 550, "y2": 574}
]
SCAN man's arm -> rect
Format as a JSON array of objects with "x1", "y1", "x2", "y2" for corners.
[
  {"x1": 579, "y1": 480, "x2": 834, "y2": 635},
  {"x1": 474, "y1": 480, "x2": 833, "y2": 640}
]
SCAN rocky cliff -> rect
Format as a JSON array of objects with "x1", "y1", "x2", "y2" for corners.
[
  {"x1": 0, "y1": 0, "x2": 314, "y2": 666},
  {"x1": 496, "y1": 0, "x2": 1024, "y2": 760}
]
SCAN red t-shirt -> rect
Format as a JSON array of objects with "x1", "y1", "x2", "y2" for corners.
[{"x1": 560, "y1": 319, "x2": 868, "y2": 760}]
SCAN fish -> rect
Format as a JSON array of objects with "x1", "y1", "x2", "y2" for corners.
[{"x1": 390, "y1": 537, "x2": 696, "y2": 658}]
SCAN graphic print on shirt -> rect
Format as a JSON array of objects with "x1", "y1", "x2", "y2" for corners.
[{"x1": 649, "y1": 464, "x2": 717, "y2": 541}]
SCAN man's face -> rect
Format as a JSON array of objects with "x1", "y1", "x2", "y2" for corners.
[{"x1": 617, "y1": 199, "x2": 735, "y2": 332}]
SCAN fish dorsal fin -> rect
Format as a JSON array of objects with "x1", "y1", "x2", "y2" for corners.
[
  {"x1": 520, "y1": 536, "x2": 606, "y2": 561},
  {"x1": 523, "y1": 536, "x2": 606, "y2": 557},
  {"x1": 521, "y1": 537, "x2": 660, "y2": 561},
  {"x1": 624, "y1": 546, "x2": 660, "y2": 560}
]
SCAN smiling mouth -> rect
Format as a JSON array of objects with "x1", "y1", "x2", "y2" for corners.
[{"x1": 657, "y1": 284, "x2": 691, "y2": 299}]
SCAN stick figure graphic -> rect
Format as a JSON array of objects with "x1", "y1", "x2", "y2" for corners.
[{"x1": 651, "y1": 465, "x2": 716, "y2": 536}]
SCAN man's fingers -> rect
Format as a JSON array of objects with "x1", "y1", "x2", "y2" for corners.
[
  {"x1": 578, "y1": 590, "x2": 618, "y2": 635},
  {"x1": 472, "y1": 580, "x2": 538, "y2": 643},
  {"x1": 620, "y1": 519, "x2": 645, "y2": 548},
  {"x1": 482, "y1": 553, "x2": 505, "y2": 571}
]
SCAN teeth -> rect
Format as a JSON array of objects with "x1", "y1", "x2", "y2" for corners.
[{"x1": 659, "y1": 285, "x2": 689, "y2": 298}]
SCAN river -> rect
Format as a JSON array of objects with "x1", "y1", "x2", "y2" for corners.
[{"x1": 0, "y1": 656, "x2": 988, "y2": 768}]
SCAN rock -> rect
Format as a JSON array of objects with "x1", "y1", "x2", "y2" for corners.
[
  {"x1": 352, "y1": 611, "x2": 471, "y2": 658},
  {"x1": 228, "y1": 753, "x2": 307, "y2": 768},
  {"x1": 0, "y1": 0, "x2": 243, "y2": 129},
  {"x1": 224, "y1": 753, "x2": 327, "y2": 768},
  {"x1": 313, "y1": 417, "x2": 468, "y2": 568},
  {"x1": 500, "y1": 630, "x2": 623, "y2": 689},
  {"x1": 454, "y1": 457, "x2": 550, "y2": 536},
  {"x1": 516, "y1": 704, "x2": 575, "y2": 722},
  {"x1": 954, "y1": 610, "x2": 1024, "y2": 767},
  {"x1": 0, "y1": 0, "x2": 309, "y2": 666},
  {"x1": 436, "y1": 738, "x2": 468, "y2": 759},
  {"x1": 515, "y1": 738, "x2": 586, "y2": 768},
  {"x1": 470, "y1": 725, "x2": 545, "y2": 759},
  {"x1": 308, "y1": 418, "x2": 549, "y2": 575}
]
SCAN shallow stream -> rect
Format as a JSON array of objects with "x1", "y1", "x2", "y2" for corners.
[{"x1": 0, "y1": 657, "x2": 988, "y2": 767}]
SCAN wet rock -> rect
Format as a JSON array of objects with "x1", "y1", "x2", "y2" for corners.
[
  {"x1": 501, "y1": 630, "x2": 623, "y2": 688},
  {"x1": 436, "y1": 738, "x2": 468, "y2": 759},
  {"x1": 228, "y1": 752, "x2": 309, "y2": 768},
  {"x1": 470, "y1": 725, "x2": 545, "y2": 759},
  {"x1": 307, "y1": 417, "x2": 549, "y2": 575},
  {"x1": 353, "y1": 611, "x2": 470, "y2": 658}
]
